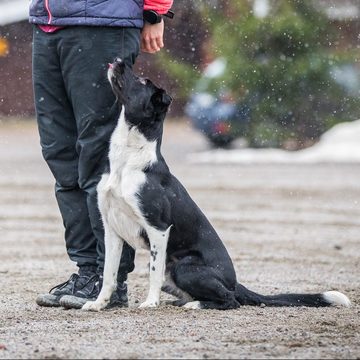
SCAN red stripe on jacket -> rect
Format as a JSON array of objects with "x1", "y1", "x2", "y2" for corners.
[{"x1": 144, "y1": 0, "x2": 173, "y2": 14}]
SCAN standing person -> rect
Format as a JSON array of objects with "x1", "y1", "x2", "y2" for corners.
[{"x1": 30, "y1": 0, "x2": 173, "y2": 310}]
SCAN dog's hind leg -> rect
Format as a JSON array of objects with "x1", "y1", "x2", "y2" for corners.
[
  {"x1": 162, "y1": 272, "x2": 193, "y2": 306},
  {"x1": 172, "y1": 262, "x2": 240, "y2": 310},
  {"x1": 82, "y1": 225, "x2": 124, "y2": 311},
  {"x1": 139, "y1": 225, "x2": 172, "y2": 308}
]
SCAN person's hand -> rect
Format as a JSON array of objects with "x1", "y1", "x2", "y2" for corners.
[{"x1": 141, "y1": 20, "x2": 164, "y2": 53}]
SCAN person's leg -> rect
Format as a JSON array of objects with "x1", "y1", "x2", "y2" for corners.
[
  {"x1": 57, "y1": 26, "x2": 140, "y2": 308},
  {"x1": 33, "y1": 27, "x2": 99, "y2": 306},
  {"x1": 33, "y1": 27, "x2": 101, "y2": 267}
]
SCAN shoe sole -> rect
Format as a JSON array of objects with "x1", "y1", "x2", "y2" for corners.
[
  {"x1": 59, "y1": 295, "x2": 91, "y2": 309},
  {"x1": 36, "y1": 294, "x2": 61, "y2": 307},
  {"x1": 60, "y1": 295, "x2": 129, "y2": 310}
]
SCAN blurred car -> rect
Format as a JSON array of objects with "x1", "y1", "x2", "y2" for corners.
[
  {"x1": 330, "y1": 63, "x2": 360, "y2": 96},
  {"x1": 185, "y1": 58, "x2": 251, "y2": 147}
]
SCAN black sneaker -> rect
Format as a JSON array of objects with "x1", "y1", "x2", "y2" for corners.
[
  {"x1": 36, "y1": 266, "x2": 98, "y2": 307},
  {"x1": 59, "y1": 276, "x2": 129, "y2": 310},
  {"x1": 36, "y1": 273, "x2": 80, "y2": 307}
]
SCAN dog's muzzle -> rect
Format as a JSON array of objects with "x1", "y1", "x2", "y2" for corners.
[
  {"x1": 108, "y1": 58, "x2": 125, "y2": 72},
  {"x1": 107, "y1": 58, "x2": 126, "y2": 86}
]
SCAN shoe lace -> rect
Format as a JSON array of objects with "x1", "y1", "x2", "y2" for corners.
[
  {"x1": 49, "y1": 273, "x2": 79, "y2": 294},
  {"x1": 75, "y1": 274, "x2": 99, "y2": 296}
]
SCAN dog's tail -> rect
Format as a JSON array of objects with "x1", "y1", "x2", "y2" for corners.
[{"x1": 235, "y1": 283, "x2": 350, "y2": 307}]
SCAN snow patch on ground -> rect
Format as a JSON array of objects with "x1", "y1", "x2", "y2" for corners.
[{"x1": 189, "y1": 120, "x2": 360, "y2": 164}]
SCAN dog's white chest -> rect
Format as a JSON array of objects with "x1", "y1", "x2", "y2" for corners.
[
  {"x1": 97, "y1": 108, "x2": 157, "y2": 250},
  {"x1": 98, "y1": 171, "x2": 147, "y2": 249}
]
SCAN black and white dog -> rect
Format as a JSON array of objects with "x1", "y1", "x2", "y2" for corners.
[{"x1": 83, "y1": 59, "x2": 350, "y2": 311}]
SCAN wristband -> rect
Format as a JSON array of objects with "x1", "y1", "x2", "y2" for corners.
[{"x1": 143, "y1": 9, "x2": 174, "y2": 24}]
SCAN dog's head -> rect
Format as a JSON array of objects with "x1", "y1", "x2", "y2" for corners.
[{"x1": 108, "y1": 58, "x2": 172, "y2": 127}]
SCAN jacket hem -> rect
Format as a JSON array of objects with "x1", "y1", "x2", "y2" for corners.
[{"x1": 29, "y1": 16, "x2": 143, "y2": 28}]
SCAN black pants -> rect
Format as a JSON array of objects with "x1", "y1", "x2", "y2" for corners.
[{"x1": 32, "y1": 26, "x2": 140, "y2": 281}]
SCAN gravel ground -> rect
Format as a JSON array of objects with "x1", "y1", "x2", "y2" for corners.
[{"x1": 0, "y1": 119, "x2": 359, "y2": 359}]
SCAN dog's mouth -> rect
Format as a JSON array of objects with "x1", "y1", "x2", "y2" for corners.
[
  {"x1": 108, "y1": 58, "x2": 149, "y2": 94},
  {"x1": 109, "y1": 57, "x2": 125, "y2": 71},
  {"x1": 107, "y1": 58, "x2": 126, "y2": 89}
]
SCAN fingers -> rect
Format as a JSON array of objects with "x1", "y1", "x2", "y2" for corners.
[
  {"x1": 141, "y1": 34, "x2": 163, "y2": 53},
  {"x1": 141, "y1": 36, "x2": 162, "y2": 53},
  {"x1": 141, "y1": 21, "x2": 165, "y2": 53},
  {"x1": 156, "y1": 35, "x2": 164, "y2": 49}
]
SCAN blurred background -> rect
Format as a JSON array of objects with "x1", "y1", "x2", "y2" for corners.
[
  {"x1": 1, "y1": 3, "x2": 360, "y2": 358},
  {"x1": 0, "y1": 0, "x2": 359, "y2": 149}
]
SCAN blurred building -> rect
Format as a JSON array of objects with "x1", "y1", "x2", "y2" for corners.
[
  {"x1": 0, "y1": 0, "x2": 359, "y2": 117},
  {"x1": 0, "y1": 0, "x2": 32, "y2": 117}
]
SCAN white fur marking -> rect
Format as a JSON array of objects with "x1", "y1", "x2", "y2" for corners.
[
  {"x1": 183, "y1": 301, "x2": 201, "y2": 310},
  {"x1": 323, "y1": 291, "x2": 351, "y2": 307},
  {"x1": 107, "y1": 67, "x2": 113, "y2": 85},
  {"x1": 139, "y1": 225, "x2": 172, "y2": 308},
  {"x1": 98, "y1": 106, "x2": 158, "y2": 251},
  {"x1": 84, "y1": 105, "x2": 172, "y2": 310},
  {"x1": 83, "y1": 223, "x2": 124, "y2": 311}
]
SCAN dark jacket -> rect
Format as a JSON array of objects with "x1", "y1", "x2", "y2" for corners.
[{"x1": 29, "y1": 0, "x2": 144, "y2": 28}]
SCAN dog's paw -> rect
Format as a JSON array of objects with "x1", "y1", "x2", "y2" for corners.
[
  {"x1": 82, "y1": 301, "x2": 104, "y2": 312},
  {"x1": 183, "y1": 301, "x2": 201, "y2": 310},
  {"x1": 139, "y1": 300, "x2": 159, "y2": 308}
]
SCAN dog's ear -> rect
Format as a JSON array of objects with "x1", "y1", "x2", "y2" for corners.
[{"x1": 151, "y1": 89, "x2": 172, "y2": 113}]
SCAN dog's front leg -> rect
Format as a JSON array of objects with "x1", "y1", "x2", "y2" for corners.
[
  {"x1": 83, "y1": 226, "x2": 124, "y2": 311},
  {"x1": 139, "y1": 225, "x2": 172, "y2": 308}
]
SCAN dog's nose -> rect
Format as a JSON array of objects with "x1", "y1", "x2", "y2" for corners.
[{"x1": 113, "y1": 58, "x2": 125, "y2": 72}]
